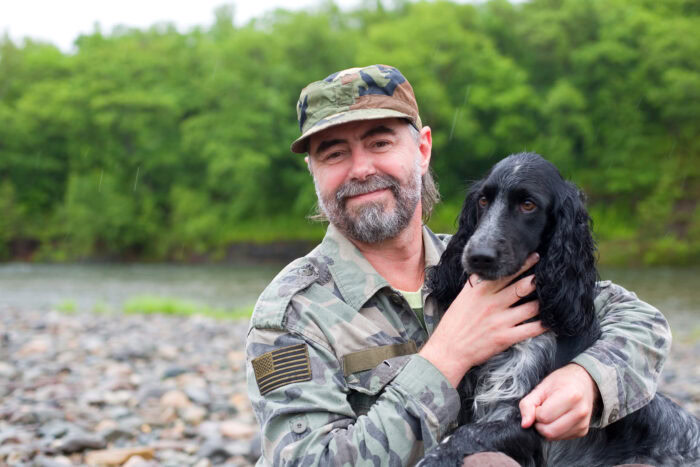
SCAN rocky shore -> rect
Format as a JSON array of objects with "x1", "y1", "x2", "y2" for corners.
[{"x1": 1, "y1": 308, "x2": 698, "y2": 466}]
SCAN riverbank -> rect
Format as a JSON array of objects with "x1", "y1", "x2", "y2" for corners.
[
  {"x1": 1, "y1": 307, "x2": 698, "y2": 465},
  {"x1": 0, "y1": 309, "x2": 257, "y2": 466},
  {"x1": 4, "y1": 234, "x2": 699, "y2": 267}
]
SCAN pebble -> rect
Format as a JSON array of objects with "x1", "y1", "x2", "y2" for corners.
[
  {"x1": 17, "y1": 336, "x2": 51, "y2": 356},
  {"x1": 54, "y1": 432, "x2": 106, "y2": 453},
  {"x1": 0, "y1": 361, "x2": 18, "y2": 379},
  {"x1": 181, "y1": 405, "x2": 208, "y2": 425},
  {"x1": 157, "y1": 344, "x2": 180, "y2": 360},
  {"x1": 184, "y1": 386, "x2": 212, "y2": 406},
  {"x1": 160, "y1": 389, "x2": 191, "y2": 408},
  {"x1": 220, "y1": 420, "x2": 257, "y2": 440},
  {"x1": 162, "y1": 365, "x2": 190, "y2": 379},
  {"x1": 32, "y1": 455, "x2": 73, "y2": 466},
  {"x1": 194, "y1": 458, "x2": 213, "y2": 467},
  {"x1": 101, "y1": 426, "x2": 136, "y2": 443},
  {"x1": 123, "y1": 455, "x2": 156, "y2": 467},
  {"x1": 84, "y1": 446, "x2": 155, "y2": 465},
  {"x1": 38, "y1": 420, "x2": 78, "y2": 439}
]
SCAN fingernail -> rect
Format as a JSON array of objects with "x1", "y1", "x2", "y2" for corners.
[{"x1": 533, "y1": 252, "x2": 540, "y2": 261}]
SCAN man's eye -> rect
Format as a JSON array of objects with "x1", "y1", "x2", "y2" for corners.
[
  {"x1": 323, "y1": 152, "x2": 343, "y2": 162},
  {"x1": 372, "y1": 140, "x2": 391, "y2": 149},
  {"x1": 521, "y1": 200, "x2": 537, "y2": 212},
  {"x1": 478, "y1": 196, "x2": 488, "y2": 208}
]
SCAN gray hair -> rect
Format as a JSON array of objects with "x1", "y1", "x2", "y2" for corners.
[{"x1": 407, "y1": 123, "x2": 441, "y2": 221}]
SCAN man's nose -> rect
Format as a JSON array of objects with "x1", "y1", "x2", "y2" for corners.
[{"x1": 347, "y1": 147, "x2": 377, "y2": 181}]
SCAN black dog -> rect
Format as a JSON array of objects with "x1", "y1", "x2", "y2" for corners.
[{"x1": 420, "y1": 153, "x2": 700, "y2": 466}]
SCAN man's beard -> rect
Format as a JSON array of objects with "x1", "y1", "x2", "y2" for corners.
[{"x1": 314, "y1": 160, "x2": 422, "y2": 244}]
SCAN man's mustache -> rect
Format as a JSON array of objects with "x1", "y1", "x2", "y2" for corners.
[{"x1": 335, "y1": 174, "x2": 400, "y2": 204}]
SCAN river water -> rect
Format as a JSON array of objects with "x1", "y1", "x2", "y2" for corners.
[{"x1": 0, "y1": 263, "x2": 697, "y2": 336}]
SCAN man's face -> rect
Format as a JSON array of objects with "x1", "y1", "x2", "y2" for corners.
[{"x1": 307, "y1": 118, "x2": 431, "y2": 244}]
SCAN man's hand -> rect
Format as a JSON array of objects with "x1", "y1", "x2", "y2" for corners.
[
  {"x1": 519, "y1": 363, "x2": 601, "y2": 440},
  {"x1": 419, "y1": 253, "x2": 546, "y2": 388}
]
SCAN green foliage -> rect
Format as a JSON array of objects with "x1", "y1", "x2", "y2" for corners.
[
  {"x1": 0, "y1": 0, "x2": 698, "y2": 265},
  {"x1": 123, "y1": 295, "x2": 253, "y2": 320}
]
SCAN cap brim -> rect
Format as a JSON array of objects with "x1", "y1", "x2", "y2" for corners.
[{"x1": 290, "y1": 108, "x2": 415, "y2": 154}]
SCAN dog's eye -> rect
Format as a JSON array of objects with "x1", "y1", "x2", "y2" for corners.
[
  {"x1": 478, "y1": 196, "x2": 488, "y2": 208},
  {"x1": 521, "y1": 200, "x2": 537, "y2": 212}
]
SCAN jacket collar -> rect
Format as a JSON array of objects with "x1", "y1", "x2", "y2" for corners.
[{"x1": 318, "y1": 224, "x2": 447, "y2": 311}]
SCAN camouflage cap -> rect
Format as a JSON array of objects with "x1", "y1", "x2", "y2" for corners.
[{"x1": 291, "y1": 64, "x2": 422, "y2": 153}]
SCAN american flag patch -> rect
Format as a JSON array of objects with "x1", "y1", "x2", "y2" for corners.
[{"x1": 252, "y1": 344, "x2": 312, "y2": 395}]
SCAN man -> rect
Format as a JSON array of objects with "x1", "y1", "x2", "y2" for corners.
[{"x1": 246, "y1": 65, "x2": 671, "y2": 465}]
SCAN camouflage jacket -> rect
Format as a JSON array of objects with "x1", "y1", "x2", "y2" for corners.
[{"x1": 246, "y1": 225, "x2": 671, "y2": 466}]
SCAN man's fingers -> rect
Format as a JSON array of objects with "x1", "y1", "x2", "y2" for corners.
[
  {"x1": 534, "y1": 409, "x2": 588, "y2": 440},
  {"x1": 508, "y1": 320, "x2": 547, "y2": 343},
  {"x1": 457, "y1": 274, "x2": 489, "y2": 300},
  {"x1": 504, "y1": 300, "x2": 539, "y2": 327},
  {"x1": 520, "y1": 401, "x2": 536, "y2": 428},
  {"x1": 494, "y1": 274, "x2": 536, "y2": 307},
  {"x1": 533, "y1": 388, "x2": 576, "y2": 424},
  {"x1": 519, "y1": 386, "x2": 545, "y2": 428}
]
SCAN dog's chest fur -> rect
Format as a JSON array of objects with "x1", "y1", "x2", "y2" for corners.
[{"x1": 461, "y1": 331, "x2": 557, "y2": 424}]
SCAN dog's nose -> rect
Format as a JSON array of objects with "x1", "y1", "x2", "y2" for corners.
[{"x1": 468, "y1": 247, "x2": 498, "y2": 270}]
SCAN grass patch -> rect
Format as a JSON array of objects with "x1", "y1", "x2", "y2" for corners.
[
  {"x1": 56, "y1": 299, "x2": 77, "y2": 314},
  {"x1": 123, "y1": 295, "x2": 253, "y2": 320}
]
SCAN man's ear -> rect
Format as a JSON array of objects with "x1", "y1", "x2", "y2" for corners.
[
  {"x1": 418, "y1": 126, "x2": 432, "y2": 175},
  {"x1": 304, "y1": 156, "x2": 313, "y2": 174}
]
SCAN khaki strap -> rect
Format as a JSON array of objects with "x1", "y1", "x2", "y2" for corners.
[{"x1": 343, "y1": 341, "x2": 417, "y2": 376}]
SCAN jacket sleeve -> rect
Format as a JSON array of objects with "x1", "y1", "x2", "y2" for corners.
[
  {"x1": 246, "y1": 321, "x2": 460, "y2": 466},
  {"x1": 572, "y1": 281, "x2": 672, "y2": 428}
]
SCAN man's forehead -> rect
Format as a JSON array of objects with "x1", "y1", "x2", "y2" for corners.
[{"x1": 310, "y1": 118, "x2": 404, "y2": 147}]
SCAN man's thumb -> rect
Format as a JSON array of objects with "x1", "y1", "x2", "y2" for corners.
[{"x1": 519, "y1": 384, "x2": 546, "y2": 428}]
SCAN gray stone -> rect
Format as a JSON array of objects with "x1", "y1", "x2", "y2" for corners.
[
  {"x1": 30, "y1": 454, "x2": 73, "y2": 467},
  {"x1": 111, "y1": 343, "x2": 154, "y2": 361},
  {"x1": 184, "y1": 386, "x2": 211, "y2": 406},
  {"x1": 162, "y1": 366, "x2": 190, "y2": 379},
  {"x1": 105, "y1": 405, "x2": 132, "y2": 420},
  {"x1": 55, "y1": 433, "x2": 106, "y2": 454},
  {"x1": 82, "y1": 389, "x2": 106, "y2": 406},
  {"x1": 223, "y1": 440, "x2": 253, "y2": 457},
  {"x1": 9, "y1": 406, "x2": 63, "y2": 425},
  {"x1": 101, "y1": 426, "x2": 135, "y2": 443},
  {"x1": 38, "y1": 421, "x2": 79, "y2": 439},
  {"x1": 0, "y1": 427, "x2": 31, "y2": 445},
  {"x1": 159, "y1": 450, "x2": 198, "y2": 466},
  {"x1": 0, "y1": 362, "x2": 18, "y2": 379},
  {"x1": 198, "y1": 441, "x2": 232, "y2": 464},
  {"x1": 137, "y1": 384, "x2": 169, "y2": 403}
]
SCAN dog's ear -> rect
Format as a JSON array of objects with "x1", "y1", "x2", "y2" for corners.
[
  {"x1": 428, "y1": 181, "x2": 482, "y2": 310},
  {"x1": 536, "y1": 182, "x2": 598, "y2": 337}
]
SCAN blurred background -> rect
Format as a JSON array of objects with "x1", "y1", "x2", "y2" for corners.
[
  {"x1": 0, "y1": 0, "x2": 698, "y2": 309},
  {"x1": 0, "y1": 0, "x2": 698, "y2": 464}
]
